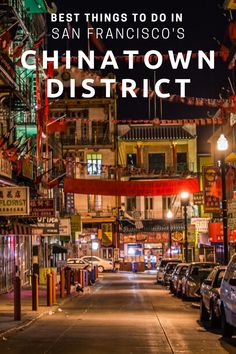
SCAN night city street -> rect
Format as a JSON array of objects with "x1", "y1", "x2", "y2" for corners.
[{"x1": 0, "y1": 272, "x2": 235, "y2": 354}]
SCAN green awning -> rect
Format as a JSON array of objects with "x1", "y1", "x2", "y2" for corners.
[{"x1": 24, "y1": 0, "x2": 47, "y2": 13}]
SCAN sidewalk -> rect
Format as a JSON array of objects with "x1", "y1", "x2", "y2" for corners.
[{"x1": 0, "y1": 284, "x2": 80, "y2": 338}]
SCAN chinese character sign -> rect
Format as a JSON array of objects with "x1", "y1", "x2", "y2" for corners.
[
  {"x1": 203, "y1": 166, "x2": 220, "y2": 213},
  {"x1": 0, "y1": 187, "x2": 30, "y2": 215},
  {"x1": 30, "y1": 199, "x2": 54, "y2": 217}
]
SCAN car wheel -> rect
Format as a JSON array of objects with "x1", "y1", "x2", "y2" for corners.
[
  {"x1": 98, "y1": 265, "x2": 104, "y2": 273},
  {"x1": 209, "y1": 302, "x2": 220, "y2": 328},
  {"x1": 200, "y1": 299, "x2": 209, "y2": 322},
  {"x1": 221, "y1": 306, "x2": 234, "y2": 338}
]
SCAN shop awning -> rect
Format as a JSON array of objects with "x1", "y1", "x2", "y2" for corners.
[
  {"x1": 51, "y1": 244, "x2": 68, "y2": 254},
  {"x1": 64, "y1": 177, "x2": 199, "y2": 196}
]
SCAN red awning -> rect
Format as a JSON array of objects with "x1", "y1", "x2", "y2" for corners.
[{"x1": 64, "y1": 178, "x2": 199, "y2": 196}]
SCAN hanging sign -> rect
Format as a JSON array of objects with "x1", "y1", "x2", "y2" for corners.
[
  {"x1": 193, "y1": 192, "x2": 204, "y2": 205},
  {"x1": 37, "y1": 217, "x2": 59, "y2": 235},
  {"x1": 0, "y1": 187, "x2": 30, "y2": 215},
  {"x1": 30, "y1": 199, "x2": 54, "y2": 217},
  {"x1": 203, "y1": 166, "x2": 220, "y2": 213},
  {"x1": 102, "y1": 223, "x2": 113, "y2": 245}
]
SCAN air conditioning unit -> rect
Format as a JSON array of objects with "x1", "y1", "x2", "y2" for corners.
[{"x1": 224, "y1": 0, "x2": 236, "y2": 10}]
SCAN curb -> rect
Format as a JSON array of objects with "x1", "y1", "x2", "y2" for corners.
[
  {"x1": 0, "y1": 278, "x2": 100, "y2": 340},
  {"x1": 0, "y1": 290, "x2": 80, "y2": 339},
  {"x1": 191, "y1": 302, "x2": 200, "y2": 309}
]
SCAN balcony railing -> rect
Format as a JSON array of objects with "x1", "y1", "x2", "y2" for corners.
[
  {"x1": 121, "y1": 167, "x2": 193, "y2": 178},
  {"x1": 61, "y1": 136, "x2": 113, "y2": 146},
  {"x1": 121, "y1": 210, "x2": 183, "y2": 220}
]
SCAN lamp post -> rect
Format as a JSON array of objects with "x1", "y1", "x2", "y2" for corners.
[
  {"x1": 167, "y1": 209, "x2": 173, "y2": 258},
  {"x1": 90, "y1": 234, "x2": 96, "y2": 267},
  {"x1": 180, "y1": 191, "x2": 190, "y2": 262},
  {"x1": 217, "y1": 133, "x2": 229, "y2": 265}
]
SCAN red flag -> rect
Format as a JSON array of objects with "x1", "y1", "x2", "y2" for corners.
[
  {"x1": 48, "y1": 173, "x2": 66, "y2": 189},
  {"x1": 48, "y1": 118, "x2": 68, "y2": 133}
]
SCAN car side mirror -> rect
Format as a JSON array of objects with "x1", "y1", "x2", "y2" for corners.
[{"x1": 229, "y1": 278, "x2": 236, "y2": 286}]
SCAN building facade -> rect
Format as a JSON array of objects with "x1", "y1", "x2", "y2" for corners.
[{"x1": 117, "y1": 123, "x2": 198, "y2": 266}]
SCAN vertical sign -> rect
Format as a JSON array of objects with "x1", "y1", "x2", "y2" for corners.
[
  {"x1": 65, "y1": 157, "x2": 75, "y2": 214},
  {"x1": 203, "y1": 166, "x2": 220, "y2": 213},
  {"x1": 101, "y1": 223, "x2": 113, "y2": 246}
]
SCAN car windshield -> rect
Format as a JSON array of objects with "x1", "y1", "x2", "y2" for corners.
[
  {"x1": 215, "y1": 270, "x2": 225, "y2": 288},
  {"x1": 159, "y1": 259, "x2": 180, "y2": 268},
  {"x1": 180, "y1": 266, "x2": 188, "y2": 275},
  {"x1": 166, "y1": 264, "x2": 178, "y2": 272},
  {"x1": 192, "y1": 268, "x2": 212, "y2": 282}
]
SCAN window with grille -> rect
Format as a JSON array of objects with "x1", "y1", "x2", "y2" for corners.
[
  {"x1": 87, "y1": 153, "x2": 102, "y2": 176},
  {"x1": 177, "y1": 152, "x2": 187, "y2": 171},
  {"x1": 127, "y1": 197, "x2": 136, "y2": 212},
  {"x1": 148, "y1": 153, "x2": 165, "y2": 173},
  {"x1": 127, "y1": 153, "x2": 137, "y2": 166}
]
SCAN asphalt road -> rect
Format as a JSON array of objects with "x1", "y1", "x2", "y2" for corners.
[{"x1": 0, "y1": 272, "x2": 236, "y2": 354}]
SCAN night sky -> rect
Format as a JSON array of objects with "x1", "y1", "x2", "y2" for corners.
[{"x1": 47, "y1": 0, "x2": 232, "y2": 142}]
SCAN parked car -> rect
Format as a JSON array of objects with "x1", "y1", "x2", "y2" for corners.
[
  {"x1": 220, "y1": 253, "x2": 236, "y2": 337},
  {"x1": 171, "y1": 263, "x2": 190, "y2": 296},
  {"x1": 66, "y1": 258, "x2": 91, "y2": 270},
  {"x1": 181, "y1": 262, "x2": 218, "y2": 300},
  {"x1": 200, "y1": 265, "x2": 226, "y2": 327},
  {"x1": 169, "y1": 264, "x2": 180, "y2": 293},
  {"x1": 156, "y1": 258, "x2": 182, "y2": 283},
  {"x1": 162, "y1": 262, "x2": 180, "y2": 286},
  {"x1": 80, "y1": 256, "x2": 114, "y2": 272}
]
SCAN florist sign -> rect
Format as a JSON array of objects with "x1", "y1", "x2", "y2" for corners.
[{"x1": 0, "y1": 187, "x2": 30, "y2": 215}]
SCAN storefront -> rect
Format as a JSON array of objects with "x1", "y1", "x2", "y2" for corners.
[
  {"x1": 208, "y1": 221, "x2": 236, "y2": 263},
  {"x1": 0, "y1": 235, "x2": 15, "y2": 294},
  {"x1": 119, "y1": 219, "x2": 185, "y2": 267},
  {"x1": 80, "y1": 217, "x2": 116, "y2": 260},
  {"x1": 0, "y1": 223, "x2": 31, "y2": 294}
]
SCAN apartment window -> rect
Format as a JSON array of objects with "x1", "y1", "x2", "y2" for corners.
[
  {"x1": 127, "y1": 197, "x2": 136, "y2": 211},
  {"x1": 149, "y1": 153, "x2": 165, "y2": 173},
  {"x1": 177, "y1": 152, "x2": 187, "y2": 171},
  {"x1": 162, "y1": 196, "x2": 171, "y2": 218},
  {"x1": 87, "y1": 153, "x2": 102, "y2": 176},
  {"x1": 127, "y1": 153, "x2": 137, "y2": 166},
  {"x1": 81, "y1": 121, "x2": 89, "y2": 143},
  {"x1": 92, "y1": 122, "x2": 109, "y2": 144},
  {"x1": 88, "y1": 195, "x2": 102, "y2": 211},
  {"x1": 145, "y1": 197, "x2": 153, "y2": 218},
  {"x1": 145, "y1": 197, "x2": 153, "y2": 210}
]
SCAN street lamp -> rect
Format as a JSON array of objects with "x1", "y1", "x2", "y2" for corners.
[
  {"x1": 217, "y1": 133, "x2": 229, "y2": 265},
  {"x1": 90, "y1": 234, "x2": 96, "y2": 267},
  {"x1": 167, "y1": 209, "x2": 173, "y2": 258},
  {"x1": 180, "y1": 191, "x2": 190, "y2": 262}
]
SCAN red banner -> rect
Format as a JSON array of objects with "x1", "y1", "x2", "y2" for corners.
[
  {"x1": 203, "y1": 166, "x2": 221, "y2": 213},
  {"x1": 64, "y1": 177, "x2": 199, "y2": 196},
  {"x1": 208, "y1": 222, "x2": 236, "y2": 243}
]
